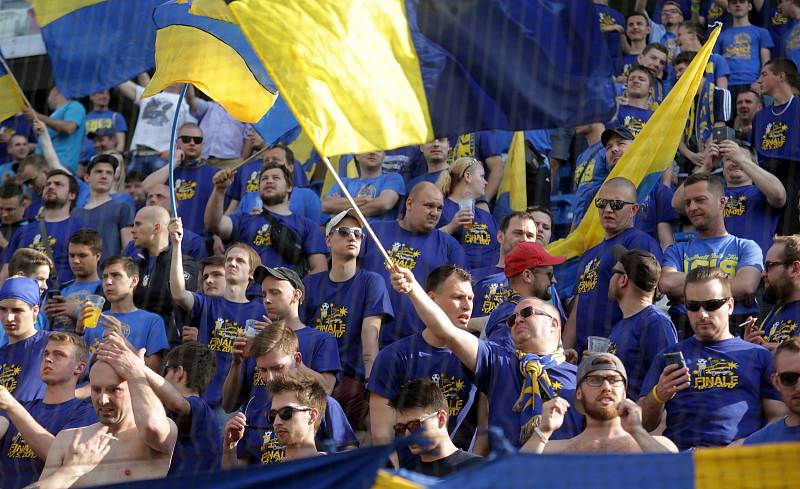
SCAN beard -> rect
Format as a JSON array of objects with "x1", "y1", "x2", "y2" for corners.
[
  {"x1": 584, "y1": 401, "x2": 619, "y2": 421},
  {"x1": 765, "y1": 280, "x2": 790, "y2": 302},
  {"x1": 261, "y1": 191, "x2": 288, "y2": 207},
  {"x1": 43, "y1": 195, "x2": 67, "y2": 210}
]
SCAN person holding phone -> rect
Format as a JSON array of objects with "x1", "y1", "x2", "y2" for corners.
[{"x1": 639, "y1": 266, "x2": 787, "y2": 450}]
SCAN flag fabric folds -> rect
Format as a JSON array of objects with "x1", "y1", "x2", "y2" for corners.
[
  {"x1": 493, "y1": 131, "x2": 528, "y2": 223},
  {"x1": 0, "y1": 56, "x2": 26, "y2": 122},
  {"x1": 29, "y1": 0, "x2": 160, "y2": 98},
  {"x1": 547, "y1": 25, "x2": 722, "y2": 261},
  {"x1": 143, "y1": 0, "x2": 277, "y2": 123},
  {"x1": 225, "y1": 0, "x2": 616, "y2": 157}
]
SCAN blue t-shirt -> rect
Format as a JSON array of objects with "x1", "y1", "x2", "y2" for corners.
[
  {"x1": 368, "y1": 333, "x2": 478, "y2": 449},
  {"x1": 300, "y1": 269, "x2": 394, "y2": 381},
  {"x1": 752, "y1": 98, "x2": 800, "y2": 163},
  {"x1": 484, "y1": 292, "x2": 522, "y2": 352},
  {"x1": 473, "y1": 341, "x2": 580, "y2": 448},
  {"x1": 0, "y1": 397, "x2": 96, "y2": 489},
  {"x1": 167, "y1": 395, "x2": 221, "y2": 477},
  {"x1": 328, "y1": 173, "x2": 405, "y2": 222},
  {"x1": 49, "y1": 280, "x2": 102, "y2": 332},
  {"x1": 437, "y1": 198, "x2": 499, "y2": 271},
  {"x1": 72, "y1": 198, "x2": 135, "y2": 260},
  {"x1": 406, "y1": 170, "x2": 446, "y2": 195},
  {"x1": 2, "y1": 216, "x2": 94, "y2": 284},
  {"x1": 724, "y1": 184, "x2": 781, "y2": 253},
  {"x1": 229, "y1": 209, "x2": 327, "y2": 271},
  {"x1": 190, "y1": 293, "x2": 266, "y2": 407},
  {"x1": 662, "y1": 234, "x2": 763, "y2": 317},
  {"x1": 472, "y1": 268, "x2": 513, "y2": 319},
  {"x1": 760, "y1": 300, "x2": 800, "y2": 344},
  {"x1": 81, "y1": 109, "x2": 127, "y2": 161},
  {"x1": 634, "y1": 183, "x2": 679, "y2": 240},
  {"x1": 615, "y1": 105, "x2": 653, "y2": 136},
  {"x1": 35, "y1": 101, "x2": 85, "y2": 174},
  {"x1": 716, "y1": 25, "x2": 774, "y2": 86},
  {"x1": 83, "y1": 309, "x2": 168, "y2": 358},
  {"x1": 781, "y1": 18, "x2": 800, "y2": 68},
  {"x1": 237, "y1": 393, "x2": 356, "y2": 464},
  {"x1": 640, "y1": 336, "x2": 781, "y2": 450},
  {"x1": 174, "y1": 162, "x2": 220, "y2": 235},
  {"x1": 360, "y1": 220, "x2": 468, "y2": 347},
  {"x1": 608, "y1": 305, "x2": 678, "y2": 399},
  {"x1": 0, "y1": 330, "x2": 49, "y2": 402},
  {"x1": 574, "y1": 142, "x2": 607, "y2": 194},
  {"x1": 383, "y1": 146, "x2": 426, "y2": 182},
  {"x1": 743, "y1": 417, "x2": 800, "y2": 446},
  {"x1": 574, "y1": 227, "x2": 662, "y2": 352},
  {"x1": 594, "y1": 4, "x2": 624, "y2": 60}
]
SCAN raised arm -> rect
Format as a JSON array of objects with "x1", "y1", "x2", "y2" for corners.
[
  {"x1": 204, "y1": 169, "x2": 235, "y2": 239},
  {"x1": 390, "y1": 267, "x2": 479, "y2": 372},
  {"x1": 638, "y1": 364, "x2": 690, "y2": 432},
  {"x1": 0, "y1": 386, "x2": 57, "y2": 459},
  {"x1": 31, "y1": 119, "x2": 68, "y2": 173},
  {"x1": 168, "y1": 218, "x2": 195, "y2": 311},
  {"x1": 142, "y1": 363, "x2": 191, "y2": 416},
  {"x1": 721, "y1": 141, "x2": 786, "y2": 208},
  {"x1": 222, "y1": 333, "x2": 248, "y2": 413}
]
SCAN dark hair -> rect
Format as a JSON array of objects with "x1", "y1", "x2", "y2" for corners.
[
  {"x1": 679, "y1": 22, "x2": 706, "y2": 44},
  {"x1": 773, "y1": 235, "x2": 800, "y2": 264},
  {"x1": 674, "y1": 51, "x2": 697, "y2": 67},
  {"x1": 178, "y1": 122, "x2": 202, "y2": 134},
  {"x1": 46, "y1": 169, "x2": 78, "y2": 198},
  {"x1": 424, "y1": 264, "x2": 472, "y2": 293},
  {"x1": 628, "y1": 64, "x2": 656, "y2": 88},
  {"x1": 266, "y1": 371, "x2": 327, "y2": 429},
  {"x1": 764, "y1": 58, "x2": 800, "y2": 90},
  {"x1": 684, "y1": 266, "x2": 732, "y2": 298},
  {"x1": 69, "y1": 228, "x2": 102, "y2": 255},
  {"x1": 165, "y1": 342, "x2": 217, "y2": 393},
  {"x1": 201, "y1": 255, "x2": 225, "y2": 270},
  {"x1": 48, "y1": 331, "x2": 90, "y2": 364},
  {"x1": 389, "y1": 379, "x2": 448, "y2": 413},
  {"x1": 251, "y1": 320, "x2": 298, "y2": 359},
  {"x1": 125, "y1": 171, "x2": 144, "y2": 183},
  {"x1": 683, "y1": 172, "x2": 725, "y2": 199},
  {"x1": 9, "y1": 248, "x2": 53, "y2": 276},
  {"x1": 268, "y1": 144, "x2": 296, "y2": 174},
  {"x1": 260, "y1": 161, "x2": 293, "y2": 190},
  {"x1": 499, "y1": 211, "x2": 536, "y2": 233},
  {"x1": 103, "y1": 255, "x2": 138, "y2": 279},
  {"x1": 641, "y1": 43, "x2": 668, "y2": 58},
  {"x1": 0, "y1": 182, "x2": 25, "y2": 202},
  {"x1": 626, "y1": 11, "x2": 648, "y2": 24},
  {"x1": 736, "y1": 89, "x2": 762, "y2": 105},
  {"x1": 527, "y1": 206, "x2": 553, "y2": 225},
  {"x1": 17, "y1": 154, "x2": 47, "y2": 172}
]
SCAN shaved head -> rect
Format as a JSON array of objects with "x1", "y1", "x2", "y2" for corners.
[
  {"x1": 404, "y1": 182, "x2": 444, "y2": 233},
  {"x1": 138, "y1": 205, "x2": 170, "y2": 227},
  {"x1": 601, "y1": 177, "x2": 637, "y2": 202},
  {"x1": 408, "y1": 181, "x2": 441, "y2": 201}
]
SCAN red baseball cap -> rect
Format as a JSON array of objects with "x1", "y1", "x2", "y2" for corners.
[{"x1": 504, "y1": 242, "x2": 566, "y2": 278}]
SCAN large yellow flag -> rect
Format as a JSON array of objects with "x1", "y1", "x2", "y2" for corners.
[{"x1": 547, "y1": 25, "x2": 722, "y2": 260}]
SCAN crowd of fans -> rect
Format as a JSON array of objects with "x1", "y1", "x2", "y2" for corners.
[{"x1": 0, "y1": 0, "x2": 799, "y2": 487}]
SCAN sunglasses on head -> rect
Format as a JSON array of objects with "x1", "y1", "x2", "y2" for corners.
[
  {"x1": 594, "y1": 198, "x2": 635, "y2": 211},
  {"x1": 179, "y1": 135, "x2": 203, "y2": 144},
  {"x1": 267, "y1": 405, "x2": 312, "y2": 424},
  {"x1": 506, "y1": 305, "x2": 555, "y2": 328},
  {"x1": 777, "y1": 371, "x2": 800, "y2": 387},
  {"x1": 332, "y1": 226, "x2": 363, "y2": 239},
  {"x1": 685, "y1": 298, "x2": 729, "y2": 312},
  {"x1": 392, "y1": 411, "x2": 439, "y2": 437}
]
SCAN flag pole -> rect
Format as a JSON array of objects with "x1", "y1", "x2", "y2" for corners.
[
  {"x1": 229, "y1": 145, "x2": 270, "y2": 171},
  {"x1": 167, "y1": 83, "x2": 189, "y2": 218},
  {"x1": 320, "y1": 156, "x2": 394, "y2": 269},
  {"x1": 0, "y1": 52, "x2": 35, "y2": 111}
]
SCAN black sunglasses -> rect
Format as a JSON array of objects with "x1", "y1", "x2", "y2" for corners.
[
  {"x1": 685, "y1": 298, "x2": 729, "y2": 312},
  {"x1": 392, "y1": 411, "x2": 439, "y2": 437},
  {"x1": 777, "y1": 371, "x2": 800, "y2": 387},
  {"x1": 179, "y1": 135, "x2": 203, "y2": 144},
  {"x1": 765, "y1": 260, "x2": 793, "y2": 272},
  {"x1": 594, "y1": 198, "x2": 635, "y2": 211},
  {"x1": 506, "y1": 305, "x2": 555, "y2": 328},
  {"x1": 267, "y1": 405, "x2": 312, "y2": 424},
  {"x1": 332, "y1": 226, "x2": 363, "y2": 239}
]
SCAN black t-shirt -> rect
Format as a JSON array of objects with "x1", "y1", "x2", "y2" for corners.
[{"x1": 412, "y1": 449, "x2": 482, "y2": 478}]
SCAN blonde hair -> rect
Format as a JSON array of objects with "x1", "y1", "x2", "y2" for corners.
[{"x1": 436, "y1": 157, "x2": 479, "y2": 197}]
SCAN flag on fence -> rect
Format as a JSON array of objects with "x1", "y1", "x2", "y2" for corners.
[{"x1": 29, "y1": 0, "x2": 159, "y2": 98}]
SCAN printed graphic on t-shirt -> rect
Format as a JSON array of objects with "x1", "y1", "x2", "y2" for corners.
[
  {"x1": 598, "y1": 12, "x2": 618, "y2": 29},
  {"x1": 208, "y1": 318, "x2": 244, "y2": 353},
  {"x1": 387, "y1": 242, "x2": 421, "y2": 270},
  {"x1": 7, "y1": 433, "x2": 35, "y2": 459},
  {"x1": 246, "y1": 171, "x2": 259, "y2": 192},
  {"x1": 577, "y1": 258, "x2": 601, "y2": 293},
  {"x1": 315, "y1": 303, "x2": 348, "y2": 338},
  {"x1": 724, "y1": 195, "x2": 747, "y2": 217},
  {"x1": 90, "y1": 320, "x2": 132, "y2": 353},
  {"x1": 481, "y1": 282, "x2": 514, "y2": 315},
  {"x1": 259, "y1": 430, "x2": 285, "y2": 464},
  {"x1": 683, "y1": 252, "x2": 739, "y2": 278},
  {"x1": 431, "y1": 373, "x2": 467, "y2": 418},
  {"x1": 766, "y1": 319, "x2": 798, "y2": 343},
  {"x1": 623, "y1": 115, "x2": 647, "y2": 136},
  {"x1": 761, "y1": 122, "x2": 788, "y2": 151},
  {"x1": 463, "y1": 224, "x2": 492, "y2": 246},
  {"x1": 175, "y1": 179, "x2": 197, "y2": 200},
  {"x1": 29, "y1": 233, "x2": 56, "y2": 255},
  {"x1": 693, "y1": 357, "x2": 740, "y2": 390},
  {"x1": 254, "y1": 224, "x2": 272, "y2": 246},
  {"x1": 724, "y1": 32, "x2": 753, "y2": 59},
  {"x1": 355, "y1": 184, "x2": 377, "y2": 199},
  {"x1": 0, "y1": 363, "x2": 22, "y2": 393},
  {"x1": 141, "y1": 98, "x2": 173, "y2": 126}
]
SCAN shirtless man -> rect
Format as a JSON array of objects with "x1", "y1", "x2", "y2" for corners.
[
  {"x1": 522, "y1": 353, "x2": 677, "y2": 454},
  {"x1": 33, "y1": 332, "x2": 177, "y2": 487}
]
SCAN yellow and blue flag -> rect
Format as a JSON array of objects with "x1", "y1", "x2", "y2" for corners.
[
  {"x1": 548, "y1": 25, "x2": 722, "y2": 262},
  {"x1": 493, "y1": 131, "x2": 528, "y2": 222},
  {"x1": 224, "y1": 0, "x2": 616, "y2": 157},
  {"x1": 0, "y1": 55, "x2": 26, "y2": 122},
  {"x1": 29, "y1": 0, "x2": 160, "y2": 98}
]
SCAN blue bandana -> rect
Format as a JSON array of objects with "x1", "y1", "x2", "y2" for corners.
[{"x1": 0, "y1": 277, "x2": 41, "y2": 306}]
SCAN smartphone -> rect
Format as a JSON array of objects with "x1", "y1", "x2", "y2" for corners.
[
  {"x1": 712, "y1": 126, "x2": 736, "y2": 143},
  {"x1": 663, "y1": 351, "x2": 687, "y2": 370}
]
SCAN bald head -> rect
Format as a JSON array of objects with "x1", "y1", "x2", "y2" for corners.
[
  {"x1": 133, "y1": 206, "x2": 170, "y2": 250},
  {"x1": 403, "y1": 182, "x2": 444, "y2": 233},
  {"x1": 408, "y1": 181, "x2": 441, "y2": 201},
  {"x1": 601, "y1": 177, "x2": 637, "y2": 202},
  {"x1": 140, "y1": 205, "x2": 170, "y2": 227}
]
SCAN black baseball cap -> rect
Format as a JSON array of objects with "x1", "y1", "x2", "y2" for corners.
[
  {"x1": 253, "y1": 265, "x2": 305, "y2": 297},
  {"x1": 601, "y1": 126, "x2": 635, "y2": 147},
  {"x1": 612, "y1": 245, "x2": 660, "y2": 292},
  {"x1": 86, "y1": 153, "x2": 120, "y2": 174},
  {"x1": 87, "y1": 127, "x2": 116, "y2": 140}
]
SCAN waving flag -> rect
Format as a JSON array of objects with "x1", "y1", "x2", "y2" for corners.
[
  {"x1": 493, "y1": 131, "x2": 528, "y2": 223},
  {"x1": 548, "y1": 25, "x2": 723, "y2": 261},
  {"x1": 0, "y1": 55, "x2": 26, "y2": 122},
  {"x1": 29, "y1": 0, "x2": 160, "y2": 98},
  {"x1": 221, "y1": 0, "x2": 616, "y2": 157}
]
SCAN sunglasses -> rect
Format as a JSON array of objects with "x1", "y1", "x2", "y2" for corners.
[
  {"x1": 392, "y1": 411, "x2": 439, "y2": 437},
  {"x1": 777, "y1": 371, "x2": 800, "y2": 387},
  {"x1": 594, "y1": 198, "x2": 635, "y2": 211},
  {"x1": 179, "y1": 135, "x2": 203, "y2": 144},
  {"x1": 506, "y1": 305, "x2": 555, "y2": 328},
  {"x1": 685, "y1": 298, "x2": 729, "y2": 312},
  {"x1": 267, "y1": 405, "x2": 312, "y2": 424},
  {"x1": 764, "y1": 260, "x2": 793, "y2": 272},
  {"x1": 583, "y1": 374, "x2": 625, "y2": 387},
  {"x1": 332, "y1": 226, "x2": 364, "y2": 239},
  {"x1": 458, "y1": 158, "x2": 478, "y2": 178}
]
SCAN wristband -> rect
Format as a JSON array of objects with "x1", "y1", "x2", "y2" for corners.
[
  {"x1": 533, "y1": 427, "x2": 550, "y2": 444},
  {"x1": 652, "y1": 385, "x2": 668, "y2": 404}
]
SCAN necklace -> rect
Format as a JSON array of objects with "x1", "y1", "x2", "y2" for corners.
[{"x1": 771, "y1": 96, "x2": 794, "y2": 116}]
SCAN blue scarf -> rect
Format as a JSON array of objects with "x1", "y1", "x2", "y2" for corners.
[{"x1": 514, "y1": 349, "x2": 565, "y2": 443}]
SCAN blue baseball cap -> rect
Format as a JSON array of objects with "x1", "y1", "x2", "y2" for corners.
[{"x1": 0, "y1": 277, "x2": 42, "y2": 307}]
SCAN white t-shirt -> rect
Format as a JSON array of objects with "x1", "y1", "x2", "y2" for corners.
[{"x1": 129, "y1": 85, "x2": 197, "y2": 152}]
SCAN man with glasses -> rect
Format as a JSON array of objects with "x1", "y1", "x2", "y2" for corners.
[
  {"x1": 301, "y1": 209, "x2": 393, "y2": 432},
  {"x1": 661, "y1": 172, "x2": 763, "y2": 337},
  {"x1": 222, "y1": 323, "x2": 354, "y2": 467},
  {"x1": 607, "y1": 246, "x2": 678, "y2": 400},
  {"x1": 744, "y1": 337, "x2": 800, "y2": 445},
  {"x1": 523, "y1": 353, "x2": 677, "y2": 453},
  {"x1": 745, "y1": 235, "x2": 800, "y2": 350},
  {"x1": 390, "y1": 379, "x2": 482, "y2": 477},
  {"x1": 389, "y1": 267, "x2": 580, "y2": 449},
  {"x1": 639, "y1": 267, "x2": 786, "y2": 449},
  {"x1": 564, "y1": 176, "x2": 662, "y2": 354}
]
